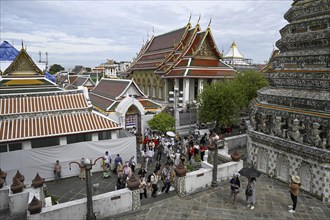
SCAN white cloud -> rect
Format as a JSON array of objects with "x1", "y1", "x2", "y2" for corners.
[{"x1": 0, "y1": 0, "x2": 293, "y2": 68}]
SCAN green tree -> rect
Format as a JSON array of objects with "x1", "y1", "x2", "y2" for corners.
[
  {"x1": 197, "y1": 80, "x2": 245, "y2": 132},
  {"x1": 235, "y1": 70, "x2": 269, "y2": 107},
  {"x1": 49, "y1": 64, "x2": 64, "y2": 74},
  {"x1": 147, "y1": 112, "x2": 175, "y2": 133}
]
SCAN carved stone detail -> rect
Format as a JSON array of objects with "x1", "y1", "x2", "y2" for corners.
[{"x1": 131, "y1": 189, "x2": 141, "y2": 211}]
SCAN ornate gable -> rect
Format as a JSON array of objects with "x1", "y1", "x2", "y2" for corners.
[
  {"x1": 195, "y1": 39, "x2": 218, "y2": 59},
  {"x1": 3, "y1": 49, "x2": 43, "y2": 75}
]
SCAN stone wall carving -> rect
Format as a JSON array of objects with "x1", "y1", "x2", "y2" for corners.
[
  {"x1": 249, "y1": 0, "x2": 330, "y2": 202},
  {"x1": 257, "y1": 93, "x2": 329, "y2": 111},
  {"x1": 251, "y1": 109, "x2": 330, "y2": 149},
  {"x1": 276, "y1": 155, "x2": 290, "y2": 182},
  {"x1": 249, "y1": 131, "x2": 330, "y2": 162},
  {"x1": 284, "y1": 0, "x2": 329, "y2": 23}
]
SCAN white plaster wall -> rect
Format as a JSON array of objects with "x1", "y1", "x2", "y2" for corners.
[
  {"x1": 201, "y1": 160, "x2": 243, "y2": 182},
  {"x1": 93, "y1": 188, "x2": 132, "y2": 218},
  {"x1": 0, "y1": 186, "x2": 9, "y2": 211},
  {"x1": 225, "y1": 134, "x2": 247, "y2": 150},
  {"x1": 27, "y1": 188, "x2": 132, "y2": 220},
  {"x1": 141, "y1": 114, "x2": 154, "y2": 133},
  {"x1": 9, "y1": 189, "x2": 29, "y2": 216},
  {"x1": 185, "y1": 168, "x2": 212, "y2": 194}
]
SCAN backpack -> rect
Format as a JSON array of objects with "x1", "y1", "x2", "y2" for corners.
[
  {"x1": 246, "y1": 185, "x2": 253, "y2": 196},
  {"x1": 147, "y1": 174, "x2": 153, "y2": 183}
]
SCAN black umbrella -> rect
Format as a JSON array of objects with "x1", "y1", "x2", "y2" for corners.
[{"x1": 238, "y1": 167, "x2": 261, "y2": 178}]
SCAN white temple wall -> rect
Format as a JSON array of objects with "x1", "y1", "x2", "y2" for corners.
[
  {"x1": 0, "y1": 136, "x2": 136, "y2": 185},
  {"x1": 249, "y1": 141, "x2": 330, "y2": 202}
]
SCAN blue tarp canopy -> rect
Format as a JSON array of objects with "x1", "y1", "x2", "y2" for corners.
[{"x1": 0, "y1": 41, "x2": 19, "y2": 61}]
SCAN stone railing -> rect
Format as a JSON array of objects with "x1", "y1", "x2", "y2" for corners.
[{"x1": 28, "y1": 188, "x2": 133, "y2": 220}]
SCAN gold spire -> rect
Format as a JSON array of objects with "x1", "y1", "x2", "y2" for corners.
[
  {"x1": 207, "y1": 17, "x2": 212, "y2": 28},
  {"x1": 197, "y1": 14, "x2": 201, "y2": 24}
]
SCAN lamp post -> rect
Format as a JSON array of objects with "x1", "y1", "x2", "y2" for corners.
[
  {"x1": 84, "y1": 158, "x2": 94, "y2": 220},
  {"x1": 169, "y1": 87, "x2": 183, "y2": 131},
  {"x1": 69, "y1": 157, "x2": 103, "y2": 220},
  {"x1": 210, "y1": 133, "x2": 225, "y2": 187}
]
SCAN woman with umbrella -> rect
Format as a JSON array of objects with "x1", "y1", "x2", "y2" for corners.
[{"x1": 245, "y1": 177, "x2": 256, "y2": 210}]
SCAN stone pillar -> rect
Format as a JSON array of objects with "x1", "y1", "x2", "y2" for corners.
[
  {"x1": 176, "y1": 176, "x2": 186, "y2": 197},
  {"x1": 59, "y1": 137, "x2": 67, "y2": 146},
  {"x1": 131, "y1": 189, "x2": 141, "y2": 211},
  {"x1": 183, "y1": 78, "x2": 190, "y2": 104},
  {"x1": 22, "y1": 141, "x2": 31, "y2": 150},
  {"x1": 198, "y1": 79, "x2": 204, "y2": 94},
  {"x1": 91, "y1": 133, "x2": 98, "y2": 141},
  {"x1": 174, "y1": 162, "x2": 187, "y2": 197},
  {"x1": 164, "y1": 79, "x2": 168, "y2": 102},
  {"x1": 127, "y1": 175, "x2": 141, "y2": 211},
  {"x1": 111, "y1": 130, "x2": 118, "y2": 139}
]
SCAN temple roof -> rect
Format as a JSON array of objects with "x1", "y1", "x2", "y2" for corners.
[
  {"x1": 0, "y1": 41, "x2": 19, "y2": 61},
  {"x1": 2, "y1": 48, "x2": 43, "y2": 75},
  {"x1": 0, "y1": 91, "x2": 88, "y2": 116},
  {"x1": 128, "y1": 22, "x2": 235, "y2": 79},
  {"x1": 162, "y1": 29, "x2": 235, "y2": 78},
  {"x1": 224, "y1": 41, "x2": 244, "y2": 59},
  {"x1": 0, "y1": 111, "x2": 119, "y2": 143},
  {"x1": 0, "y1": 77, "x2": 61, "y2": 94},
  {"x1": 90, "y1": 78, "x2": 161, "y2": 113},
  {"x1": 128, "y1": 24, "x2": 191, "y2": 71},
  {"x1": 65, "y1": 75, "x2": 95, "y2": 90},
  {"x1": 0, "y1": 88, "x2": 121, "y2": 143}
]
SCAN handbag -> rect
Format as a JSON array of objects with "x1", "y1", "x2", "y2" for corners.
[{"x1": 234, "y1": 189, "x2": 240, "y2": 194}]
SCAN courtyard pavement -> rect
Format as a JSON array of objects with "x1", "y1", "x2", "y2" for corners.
[
  {"x1": 104, "y1": 174, "x2": 330, "y2": 220},
  {"x1": 1, "y1": 146, "x2": 330, "y2": 219}
]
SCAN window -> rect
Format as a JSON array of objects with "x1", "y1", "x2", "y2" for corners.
[
  {"x1": 31, "y1": 137, "x2": 60, "y2": 148},
  {"x1": 67, "y1": 133, "x2": 92, "y2": 144},
  {"x1": 0, "y1": 143, "x2": 22, "y2": 153},
  {"x1": 98, "y1": 131, "x2": 112, "y2": 140},
  {"x1": 0, "y1": 144, "x2": 7, "y2": 153},
  {"x1": 125, "y1": 115, "x2": 136, "y2": 127},
  {"x1": 10, "y1": 143, "x2": 22, "y2": 151}
]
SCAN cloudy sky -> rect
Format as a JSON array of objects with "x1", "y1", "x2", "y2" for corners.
[{"x1": 0, "y1": 0, "x2": 292, "y2": 69}]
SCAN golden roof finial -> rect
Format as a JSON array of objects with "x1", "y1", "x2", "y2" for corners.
[
  {"x1": 21, "y1": 39, "x2": 24, "y2": 50},
  {"x1": 207, "y1": 17, "x2": 212, "y2": 28},
  {"x1": 188, "y1": 13, "x2": 192, "y2": 24},
  {"x1": 197, "y1": 14, "x2": 201, "y2": 25}
]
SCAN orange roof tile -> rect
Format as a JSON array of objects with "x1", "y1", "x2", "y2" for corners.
[{"x1": 0, "y1": 112, "x2": 120, "y2": 143}]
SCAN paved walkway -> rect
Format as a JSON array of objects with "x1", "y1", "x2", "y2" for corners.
[{"x1": 105, "y1": 174, "x2": 330, "y2": 220}]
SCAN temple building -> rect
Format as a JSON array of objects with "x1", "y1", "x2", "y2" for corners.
[
  {"x1": 89, "y1": 78, "x2": 162, "y2": 133},
  {"x1": 248, "y1": 0, "x2": 330, "y2": 202},
  {"x1": 126, "y1": 20, "x2": 236, "y2": 104},
  {"x1": 0, "y1": 43, "x2": 135, "y2": 184},
  {"x1": 223, "y1": 41, "x2": 252, "y2": 66}
]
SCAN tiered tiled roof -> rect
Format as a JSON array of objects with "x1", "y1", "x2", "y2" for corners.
[
  {"x1": 65, "y1": 75, "x2": 95, "y2": 90},
  {"x1": 0, "y1": 90, "x2": 121, "y2": 143},
  {"x1": 90, "y1": 79, "x2": 161, "y2": 113},
  {"x1": 163, "y1": 29, "x2": 235, "y2": 78},
  {"x1": 0, "y1": 111, "x2": 118, "y2": 143},
  {"x1": 128, "y1": 25, "x2": 191, "y2": 71},
  {"x1": 127, "y1": 22, "x2": 235, "y2": 78}
]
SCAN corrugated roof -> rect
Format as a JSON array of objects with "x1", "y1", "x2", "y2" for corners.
[
  {"x1": 0, "y1": 92, "x2": 88, "y2": 116},
  {"x1": 0, "y1": 112, "x2": 120, "y2": 143}
]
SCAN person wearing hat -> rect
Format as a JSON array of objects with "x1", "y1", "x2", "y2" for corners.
[
  {"x1": 288, "y1": 175, "x2": 301, "y2": 213},
  {"x1": 226, "y1": 173, "x2": 241, "y2": 206}
]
